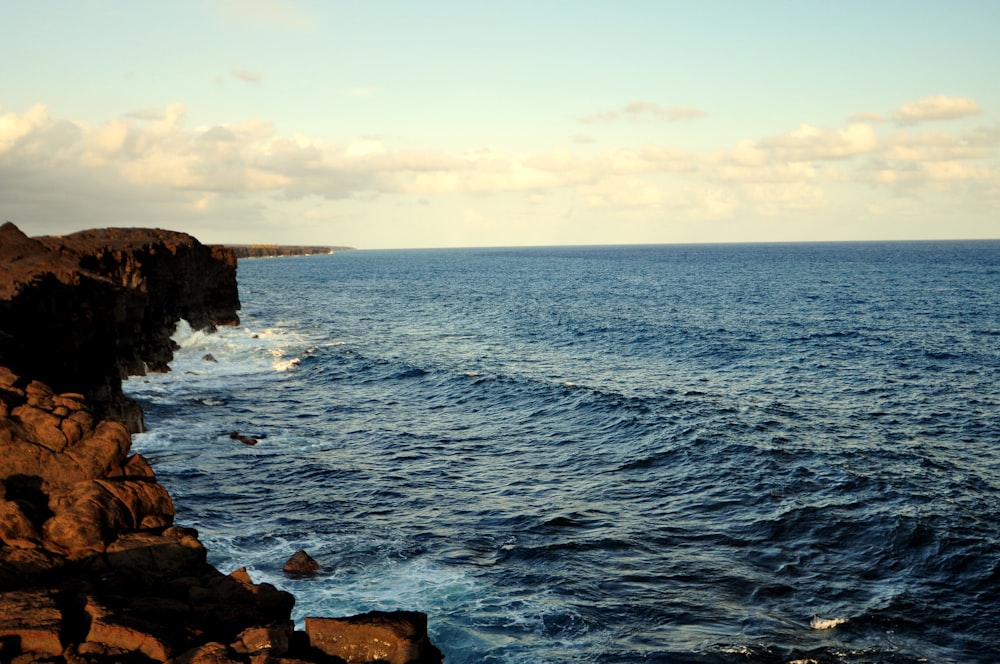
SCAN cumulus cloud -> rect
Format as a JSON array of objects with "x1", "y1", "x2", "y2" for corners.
[
  {"x1": 1, "y1": 96, "x2": 997, "y2": 244},
  {"x1": 891, "y1": 95, "x2": 982, "y2": 124},
  {"x1": 760, "y1": 123, "x2": 879, "y2": 160},
  {"x1": 579, "y1": 101, "x2": 708, "y2": 124}
]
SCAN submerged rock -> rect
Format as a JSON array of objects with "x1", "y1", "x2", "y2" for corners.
[{"x1": 229, "y1": 430, "x2": 258, "y2": 446}]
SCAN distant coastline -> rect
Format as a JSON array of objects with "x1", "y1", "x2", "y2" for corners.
[{"x1": 225, "y1": 244, "x2": 354, "y2": 259}]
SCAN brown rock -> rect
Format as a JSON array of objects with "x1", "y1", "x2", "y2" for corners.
[
  {"x1": 229, "y1": 431, "x2": 258, "y2": 446},
  {"x1": 10, "y1": 405, "x2": 67, "y2": 452},
  {"x1": 25, "y1": 381, "x2": 55, "y2": 411},
  {"x1": 95, "y1": 478, "x2": 175, "y2": 529},
  {"x1": 62, "y1": 420, "x2": 131, "y2": 480},
  {"x1": 0, "y1": 588, "x2": 63, "y2": 657},
  {"x1": 174, "y1": 641, "x2": 243, "y2": 664},
  {"x1": 228, "y1": 566, "x2": 253, "y2": 584},
  {"x1": 0, "y1": 366, "x2": 18, "y2": 387},
  {"x1": 283, "y1": 550, "x2": 321, "y2": 575},
  {"x1": 84, "y1": 597, "x2": 173, "y2": 662},
  {"x1": 53, "y1": 393, "x2": 87, "y2": 411},
  {"x1": 0, "y1": 498, "x2": 41, "y2": 548},
  {"x1": 59, "y1": 416, "x2": 85, "y2": 445},
  {"x1": 43, "y1": 478, "x2": 174, "y2": 556},
  {"x1": 100, "y1": 531, "x2": 207, "y2": 581},
  {"x1": 0, "y1": 223, "x2": 241, "y2": 428},
  {"x1": 0, "y1": 547, "x2": 64, "y2": 589},
  {"x1": 231, "y1": 623, "x2": 293, "y2": 656},
  {"x1": 304, "y1": 612, "x2": 442, "y2": 664},
  {"x1": 123, "y1": 453, "x2": 157, "y2": 478}
]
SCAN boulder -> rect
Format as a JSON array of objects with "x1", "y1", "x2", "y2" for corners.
[
  {"x1": 83, "y1": 596, "x2": 174, "y2": 662},
  {"x1": 283, "y1": 549, "x2": 321, "y2": 574},
  {"x1": 305, "y1": 612, "x2": 443, "y2": 664}
]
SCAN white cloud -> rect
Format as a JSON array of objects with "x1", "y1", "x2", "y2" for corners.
[
  {"x1": 2, "y1": 97, "x2": 997, "y2": 245},
  {"x1": 891, "y1": 95, "x2": 981, "y2": 124},
  {"x1": 760, "y1": 123, "x2": 879, "y2": 160},
  {"x1": 0, "y1": 103, "x2": 49, "y2": 152}
]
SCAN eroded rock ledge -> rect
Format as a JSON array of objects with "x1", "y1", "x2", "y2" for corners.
[{"x1": 0, "y1": 224, "x2": 442, "y2": 663}]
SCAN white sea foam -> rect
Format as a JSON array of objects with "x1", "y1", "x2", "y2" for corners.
[
  {"x1": 171, "y1": 319, "x2": 214, "y2": 349},
  {"x1": 810, "y1": 616, "x2": 848, "y2": 630},
  {"x1": 272, "y1": 356, "x2": 300, "y2": 372}
]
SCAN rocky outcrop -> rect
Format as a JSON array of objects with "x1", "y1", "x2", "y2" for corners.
[
  {"x1": 0, "y1": 222, "x2": 240, "y2": 432},
  {"x1": 0, "y1": 223, "x2": 443, "y2": 663},
  {"x1": 0, "y1": 367, "x2": 442, "y2": 663}
]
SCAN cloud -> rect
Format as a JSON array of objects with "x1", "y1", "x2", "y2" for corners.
[
  {"x1": 1, "y1": 96, "x2": 997, "y2": 245},
  {"x1": 579, "y1": 101, "x2": 708, "y2": 124},
  {"x1": 232, "y1": 69, "x2": 262, "y2": 84},
  {"x1": 0, "y1": 103, "x2": 49, "y2": 152},
  {"x1": 891, "y1": 95, "x2": 982, "y2": 124},
  {"x1": 760, "y1": 123, "x2": 879, "y2": 160}
]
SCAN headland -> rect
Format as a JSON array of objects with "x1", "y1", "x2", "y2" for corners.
[
  {"x1": 0, "y1": 222, "x2": 441, "y2": 663},
  {"x1": 226, "y1": 245, "x2": 353, "y2": 260}
]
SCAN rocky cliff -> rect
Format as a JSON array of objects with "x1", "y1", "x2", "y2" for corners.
[
  {"x1": 0, "y1": 224, "x2": 442, "y2": 663},
  {"x1": 0, "y1": 222, "x2": 241, "y2": 432}
]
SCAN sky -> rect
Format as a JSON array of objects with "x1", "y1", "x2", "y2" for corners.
[{"x1": 2, "y1": 1, "x2": 998, "y2": 249}]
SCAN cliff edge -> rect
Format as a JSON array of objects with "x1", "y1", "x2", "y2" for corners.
[
  {"x1": 0, "y1": 222, "x2": 240, "y2": 432},
  {"x1": 0, "y1": 224, "x2": 442, "y2": 663}
]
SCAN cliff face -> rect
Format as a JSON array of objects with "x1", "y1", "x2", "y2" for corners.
[
  {"x1": 0, "y1": 223, "x2": 443, "y2": 663},
  {"x1": 0, "y1": 223, "x2": 240, "y2": 432}
]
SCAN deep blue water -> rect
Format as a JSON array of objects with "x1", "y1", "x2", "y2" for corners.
[{"x1": 127, "y1": 241, "x2": 1000, "y2": 663}]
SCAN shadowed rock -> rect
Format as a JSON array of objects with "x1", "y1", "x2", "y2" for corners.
[{"x1": 0, "y1": 222, "x2": 240, "y2": 432}]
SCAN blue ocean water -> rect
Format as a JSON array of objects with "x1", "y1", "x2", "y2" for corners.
[{"x1": 128, "y1": 241, "x2": 1000, "y2": 663}]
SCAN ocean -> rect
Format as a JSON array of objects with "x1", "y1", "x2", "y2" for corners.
[{"x1": 126, "y1": 241, "x2": 1000, "y2": 663}]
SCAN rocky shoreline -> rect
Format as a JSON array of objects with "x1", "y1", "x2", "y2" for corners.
[
  {"x1": 225, "y1": 245, "x2": 353, "y2": 260},
  {"x1": 0, "y1": 223, "x2": 442, "y2": 663}
]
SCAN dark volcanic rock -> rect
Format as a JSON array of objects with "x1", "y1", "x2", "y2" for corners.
[
  {"x1": 0, "y1": 222, "x2": 240, "y2": 431},
  {"x1": 0, "y1": 222, "x2": 444, "y2": 662},
  {"x1": 0, "y1": 370, "x2": 446, "y2": 663},
  {"x1": 283, "y1": 549, "x2": 321, "y2": 575}
]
